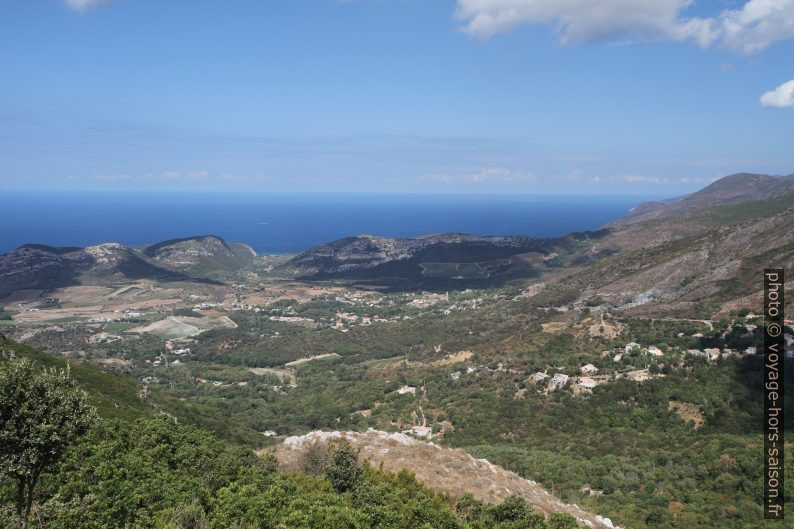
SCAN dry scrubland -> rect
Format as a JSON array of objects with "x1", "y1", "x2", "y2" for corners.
[{"x1": 275, "y1": 429, "x2": 618, "y2": 529}]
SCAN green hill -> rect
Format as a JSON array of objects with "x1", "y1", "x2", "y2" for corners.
[
  {"x1": 0, "y1": 333, "x2": 585, "y2": 529},
  {"x1": 0, "y1": 333, "x2": 263, "y2": 445}
]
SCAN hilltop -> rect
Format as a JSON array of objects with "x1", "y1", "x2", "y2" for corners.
[
  {"x1": 276, "y1": 429, "x2": 617, "y2": 529},
  {"x1": 0, "y1": 235, "x2": 254, "y2": 298},
  {"x1": 283, "y1": 231, "x2": 609, "y2": 287},
  {"x1": 613, "y1": 172, "x2": 794, "y2": 226},
  {"x1": 143, "y1": 235, "x2": 256, "y2": 275}
]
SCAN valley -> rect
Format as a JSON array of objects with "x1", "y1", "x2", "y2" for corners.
[
  {"x1": 1, "y1": 174, "x2": 793, "y2": 529},
  {"x1": 6, "y1": 3, "x2": 794, "y2": 526}
]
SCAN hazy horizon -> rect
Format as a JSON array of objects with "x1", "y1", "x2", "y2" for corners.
[{"x1": 1, "y1": 191, "x2": 654, "y2": 253}]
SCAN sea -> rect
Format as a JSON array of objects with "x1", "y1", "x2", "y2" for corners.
[{"x1": 1, "y1": 192, "x2": 660, "y2": 254}]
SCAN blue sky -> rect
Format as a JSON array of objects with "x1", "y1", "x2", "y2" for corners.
[{"x1": 1, "y1": 0, "x2": 793, "y2": 195}]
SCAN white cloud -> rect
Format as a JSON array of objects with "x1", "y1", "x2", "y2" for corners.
[
  {"x1": 718, "y1": 0, "x2": 794, "y2": 53},
  {"x1": 760, "y1": 79, "x2": 794, "y2": 108},
  {"x1": 64, "y1": 0, "x2": 113, "y2": 12},
  {"x1": 455, "y1": 0, "x2": 794, "y2": 52},
  {"x1": 467, "y1": 167, "x2": 535, "y2": 182},
  {"x1": 558, "y1": 170, "x2": 602, "y2": 183},
  {"x1": 90, "y1": 170, "x2": 212, "y2": 182},
  {"x1": 620, "y1": 174, "x2": 667, "y2": 184},
  {"x1": 93, "y1": 173, "x2": 131, "y2": 181},
  {"x1": 419, "y1": 167, "x2": 535, "y2": 184},
  {"x1": 455, "y1": 0, "x2": 707, "y2": 44}
]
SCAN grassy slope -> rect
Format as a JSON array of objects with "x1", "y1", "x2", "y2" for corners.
[{"x1": 0, "y1": 334, "x2": 264, "y2": 445}]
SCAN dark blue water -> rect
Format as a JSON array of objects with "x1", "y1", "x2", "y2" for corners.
[{"x1": 1, "y1": 192, "x2": 657, "y2": 254}]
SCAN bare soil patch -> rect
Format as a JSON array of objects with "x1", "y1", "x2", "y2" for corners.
[
  {"x1": 431, "y1": 350, "x2": 474, "y2": 366},
  {"x1": 668, "y1": 400, "x2": 704, "y2": 429},
  {"x1": 284, "y1": 353, "x2": 341, "y2": 367}
]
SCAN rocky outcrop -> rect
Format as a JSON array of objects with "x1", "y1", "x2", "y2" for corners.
[
  {"x1": 276, "y1": 429, "x2": 619, "y2": 529},
  {"x1": 0, "y1": 243, "x2": 172, "y2": 297},
  {"x1": 285, "y1": 233, "x2": 553, "y2": 280},
  {"x1": 572, "y1": 206, "x2": 794, "y2": 312},
  {"x1": 143, "y1": 235, "x2": 256, "y2": 274},
  {"x1": 0, "y1": 235, "x2": 251, "y2": 297}
]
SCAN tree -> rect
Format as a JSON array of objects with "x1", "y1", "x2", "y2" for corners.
[
  {"x1": 300, "y1": 440, "x2": 331, "y2": 476},
  {"x1": 548, "y1": 512, "x2": 580, "y2": 529},
  {"x1": 0, "y1": 358, "x2": 96, "y2": 529},
  {"x1": 324, "y1": 440, "x2": 363, "y2": 493},
  {"x1": 490, "y1": 495, "x2": 531, "y2": 522}
]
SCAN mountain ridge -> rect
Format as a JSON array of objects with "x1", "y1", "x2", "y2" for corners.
[
  {"x1": 0, "y1": 235, "x2": 254, "y2": 298},
  {"x1": 612, "y1": 172, "x2": 794, "y2": 226},
  {"x1": 283, "y1": 230, "x2": 609, "y2": 285}
]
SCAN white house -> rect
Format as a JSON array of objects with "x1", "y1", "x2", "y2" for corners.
[
  {"x1": 624, "y1": 342, "x2": 641, "y2": 354},
  {"x1": 580, "y1": 364, "x2": 598, "y2": 374},
  {"x1": 686, "y1": 349, "x2": 709, "y2": 360},
  {"x1": 532, "y1": 372, "x2": 549, "y2": 384},
  {"x1": 549, "y1": 373, "x2": 569, "y2": 390}
]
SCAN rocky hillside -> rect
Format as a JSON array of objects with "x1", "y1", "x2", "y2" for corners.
[
  {"x1": 0, "y1": 243, "x2": 186, "y2": 298},
  {"x1": 613, "y1": 172, "x2": 794, "y2": 226},
  {"x1": 567, "y1": 205, "x2": 794, "y2": 316},
  {"x1": 283, "y1": 173, "x2": 794, "y2": 287},
  {"x1": 275, "y1": 429, "x2": 619, "y2": 529},
  {"x1": 142, "y1": 235, "x2": 256, "y2": 274},
  {"x1": 284, "y1": 231, "x2": 607, "y2": 285},
  {"x1": 0, "y1": 235, "x2": 252, "y2": 298}
]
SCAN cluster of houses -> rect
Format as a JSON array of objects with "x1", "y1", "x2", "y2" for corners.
[
  {"x1": 164, "y1": 340, "x2": 191, "y2": 355},
  {"x1": 269, "y1": 315, "x2": 317, "y2": 325},
  {"x1": 521, "y1": 332, "x2": 777, "y2": 395},
  {"x1": 262, "y1": 296, "x2": 403, "y2": 333},
  {"x1": 88, "y1": 332, "x2": 122, "y2": 344},
  {"x1": 145, "y1": 342, "x2": 194, "y2": 368},
  {"x1": 531, "y1": 372, "x2": 575, "y2": 391},
  {"x1": 450, "y1": 366, "x2": 478, "y2": 380},
  {"x1": 146, "y1": 353, "x2": 167, "y2": 367},
  {"x1": 331, "y1": 312, "x2": 391, "y2": 331},
  {"x1": 442, "y1": 296, "x2": 485, "y2": 315},
  {"x1": 621, "y1": 342, "x2": 664, "y2": 358},
  {"x1": 334, "y1": 291, "x2": 385, "y2": 307},
  {"x1": 408, "y1": 291, "x2": 449, "y2": 309},
  {"x1": 194, "y1": 377, "x2": 253, "y2": 388}
]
